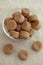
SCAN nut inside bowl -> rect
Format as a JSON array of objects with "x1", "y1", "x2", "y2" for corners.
[{"x1": 2, "y1": 8, "x2": 39, "y2": 40}]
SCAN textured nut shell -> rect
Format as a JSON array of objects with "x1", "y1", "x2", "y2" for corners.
[
  {"x1": 29, "y1": 15, "x2": 38, "y2": 22},
  {"x1": 4, "y1": 17, "x2": 13, "y2": 25},
  {"x1": 22, "y1": 21, "x2": 31, "y2": 31},
  {"x1": 12, "y1": 11, "x2": 25, "y2": 23},
  {"x1": 28, "y1": 29, "x2": 34, "y2": 37},
  {"x1": 18, "y1": 50, "x2": 28, "y2": 60},
  {"x1": 16, "y1": 24, "x2": 21, "y2": 32},
  {"x1": 5, "y1": 19, "x2": 17, "y2": 31},
  {"x1": 3, "y1": 44, "x2": 14, "y2": 54},
  {"x1": 10, "y1": 31, "x2": 19, "y2": 39},
  {"x1": 22, "y1": 8, "x2": 30, "y2": 17},
  {"x1": 31, "y1": 20, "x2": 41, "y2": 30},
  {"x1": 20, "y1": 31, "x2": 30, "y2": 39},
  {"x1": 32, "y1": 41, "x2": 42, "y2": 51}
]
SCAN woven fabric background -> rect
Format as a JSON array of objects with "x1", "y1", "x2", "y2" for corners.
[{"x1": 0, "y1": 0, "x2": 43, "y2": 65}]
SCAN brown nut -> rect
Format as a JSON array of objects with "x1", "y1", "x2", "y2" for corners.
[
  {"x1": 29, "y1": 15, "x2": 38, "y2": 22},
  {"x1": 32, "y1": 41, "x2": 42, "y2": 51},
  {"x1": 4, "y1": 17, "x2": 13, "y2": 25},
  {"x1": 22, "y1": 8, "x2": 30, "y2": 17},
  {"x1": 24, "y1": 17, "x2": 28, "y2": 21},
  {"x1": 21, "y1": 21, "x2": 31, "y2": 31},
  {"x1": 12, "y1": 11, "x2": 25, "y2": 23},
  {"x1": 10, "y1": 31, "x2": 19, "y2": 39},
  {"x1": 16, "y1": 24, "x2": 21, "y2": 32},
  {"x1": 4, "y1": 18, "x2": 17, "y2": 31},
  {"x1": 18, "y1": 50, "x2": 28, "y2": 60},
  {"x1": 31, "y1": 20, "x2": 41, "y2": 30},
  {"x1": 3, "y1": 43, "x2": 14, "y2": 54},
  {"x1": 28, "y1": 29, "x2": 34, "y2": 37},
  {"x1": 20, "y1": 31, "x2": 30, "y2": 39}
]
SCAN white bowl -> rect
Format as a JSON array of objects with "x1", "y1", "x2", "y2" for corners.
[{"x1": 2, "y1": 8, "x2": 38, "y2": 40}]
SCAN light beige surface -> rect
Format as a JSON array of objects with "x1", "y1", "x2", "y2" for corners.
[{"x1": 0, "y1": 0, "x2": 43, "y2": 65}]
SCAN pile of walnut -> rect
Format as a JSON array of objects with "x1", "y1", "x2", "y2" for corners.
[{"x1": 4, "y1": 8, "x2": 41, "y2": 39}]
